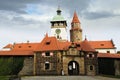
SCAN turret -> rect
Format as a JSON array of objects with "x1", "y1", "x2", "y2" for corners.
[{"x1": 70, "y1": 11, "x2": 82, "y2": 42}]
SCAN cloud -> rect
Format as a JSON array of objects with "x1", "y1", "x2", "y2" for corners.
[
  {"x1": 81, "y1": 11, "x2": 119, "y2": 19},
  {"x1": 0, "y1": 0, "x2": 41, "y2": 13},
  {"x1": 81, "y1": 0, "x2": 120, "y2": 19},
  {"x1": 0, "y1": 0, "x2": 120, "y2": 50}
]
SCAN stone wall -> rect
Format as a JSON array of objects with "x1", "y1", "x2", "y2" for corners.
[
  {"x1": 115, "y1": 59, "x2": 120, "y2": 75},
  {"x1": 19, "y1": 56, "x2": 34, "y2": 76}
]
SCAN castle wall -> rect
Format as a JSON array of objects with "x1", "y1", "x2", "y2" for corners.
[
  {"x1": 34, "y1": 51, "x2": 62, "y2": 75},
  {"x1": 19, "y1": 56, "x2": 34, "y2": 76}
]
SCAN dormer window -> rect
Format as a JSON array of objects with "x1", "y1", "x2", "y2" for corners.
[
  {"x1": 28, "y1": 46, "x2": 31, "y2": 48},
  {"x1": 46, "y1": 40, "x2": 51, "y2": 45},
  {"x1": 18, "y1": 46, "x2": 21, "y2": 48},
  {"x1": 101, "y1": 44, "x2": 104, "y2": 46}
]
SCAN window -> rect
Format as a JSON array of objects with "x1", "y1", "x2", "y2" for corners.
[
  {"x1": 45, "y1": 52, "x2": 50, "y2": 56},
  {"x1": 45, "y1": 62, "x2": 50, "y2": 70},
  {"x1": 90, "y1": 65, "x2": 93, "y2": 70},
  {"x1": 57, "y1": 35, "x2": 60, "y2": 39},
  {"x1": 46, "y1": 41, "x2": 50, "y2": 45},
  {"x1": 107, "y1": 51, "x2": 110, "y2": 53},
  {"x1": 28, "y1": 46, "x2": 31, "y2": 48},
  {"x1": 100, "y1": 44, "x2": 104, "y2": 46},
  {"x1": 87, "y1": 53, "x2": 94, "y2": 58},
  {"x1": 18, "y1": 46, "x2": 21, "y2": 48},
  {"x1": 89, "y1": 54, "x2": 92, "y2": 58}
]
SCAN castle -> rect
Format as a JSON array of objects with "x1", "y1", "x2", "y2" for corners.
[{"x1": 0, "y1": 7, "x2": 120, "y2": 76}]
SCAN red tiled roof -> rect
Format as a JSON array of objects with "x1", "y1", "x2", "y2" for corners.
[
  {"x1": 59, "y1": 41, "x2": 71, "y2": 50},
  {"x1": 12, "y1": 43, "x2": 39, "y2": 51},
  {"x1": 72, "y1": 11, "x2": 80, "y2": 23},
  {"x1": 3, "y1": 44, "x2": 13, "y2": 49},
  {"x1": 89, "y1": 40, "x2": 115, "y2": 49},
  {"x1": 98, "y1": 53, "x2": 120, "y2": 59},
  {"x1": 80, "y1": 39, "x2": 96, "y2": 52},
  {"x1": 35, "y1": 34, "x2": 62, "y2": 51},
  {"x1": 0, "y1": 50, "x2": 34, "y2": 56}
]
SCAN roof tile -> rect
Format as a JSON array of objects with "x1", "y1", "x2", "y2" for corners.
[
  {"x1": 89, "y1": 40, "x2": 115, "y2": 49},
  {"x1": 98, "y1": 53, "x2": 120, "y2": 59}
]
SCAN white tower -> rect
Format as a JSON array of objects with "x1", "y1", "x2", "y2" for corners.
[{"x1": 50, "y1": 7, "x2": 67, "y2": 41}]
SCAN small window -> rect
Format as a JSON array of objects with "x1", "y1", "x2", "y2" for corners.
[
  {"x1": 101, "y1": 44, "x2": 104, "y2": 46},
  {"x1": 18, "y1": 46, "x2": 21, "y2": 48},
  {"x1": 57, "y1": 35, "x2": 59, "y2": 39},
  {"x1": 107, "y1": 51, "x2": 110, "y2": 53},
  {"x1": 45, "y1": 52, "x2": 50, "y2": 56},
  {"x1": 28, "y1": 46, "x2": 31, "y2": 48},
  {"x1": 90, "y1": 65, "x2": 93, "y2": 70},
  {"x1": 45, "y1": 62, "x2": 50, "y2": 70},
  {"x1": 46, "y1": 42, "x2": 50, "y2": 45},
  {"x1": 89, "y1": 54, "x2": 92, "y2": 58}
]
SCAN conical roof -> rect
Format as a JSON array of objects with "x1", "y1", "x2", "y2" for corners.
[{"x1": 72, "y1": 11, "x2": 80, "y2": 23}]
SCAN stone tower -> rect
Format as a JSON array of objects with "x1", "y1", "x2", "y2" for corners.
[
  {"x1": 50, "y1": 7, "x2": 67, "y2": 41},
  {"x1": 70, "y1": 12, "x2": 82, "y2": 42}
]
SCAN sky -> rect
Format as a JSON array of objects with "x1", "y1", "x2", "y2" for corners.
[{"x1": 0, "y1": 0, "x2": 120, "y2": 51}]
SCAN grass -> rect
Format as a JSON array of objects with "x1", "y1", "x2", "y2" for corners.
[{"x1": 0, "y1": 76, "x2": 9, "y2": 80}]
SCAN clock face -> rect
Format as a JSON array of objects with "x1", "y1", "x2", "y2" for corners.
[{"x1": 55, "y1": 29, "x2": 61, "y2": 34}]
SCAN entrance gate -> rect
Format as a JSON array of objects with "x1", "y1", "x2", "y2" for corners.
[{"x1": 68, "y1": 61, "x2": 79, "y2": 75}]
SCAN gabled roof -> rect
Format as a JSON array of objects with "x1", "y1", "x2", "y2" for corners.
[
  {"x1": 89, "y1": 40, "x2": 115, "y2": 49},
  {"x1": 98, "y1": 53, "x2": 120, "y2": 59},
  {"x1": 35, "y1": 34, "x2": 63, "y2": 51},
  {"x1": 3, "y1": 44, "x2": 13, "y2": 49},
  {"x1": 72, "y1": 11, "x2": 80, "y2": 23}
]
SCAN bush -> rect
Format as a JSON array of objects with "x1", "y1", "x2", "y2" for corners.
[{"x1": 0, "y1": 56, "x2": 24, "y2": 75}]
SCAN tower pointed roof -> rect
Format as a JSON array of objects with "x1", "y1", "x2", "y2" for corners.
[{"x1": 72, "y1": 11, "x2": 80, "y2": 23}]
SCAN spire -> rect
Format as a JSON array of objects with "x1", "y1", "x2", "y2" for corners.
[
  {"x1": 57, "y1": 6, "x2": 61, "y2": 15},
  {"x1": 72, "y1": 11, "x2": 80, "y2": 23},
  {"x1": 85, "y1": 35, "x2": 87, "y2": 40},
  {"x1": 45, "y1": 33, "x2": 48, "y2": 38}
]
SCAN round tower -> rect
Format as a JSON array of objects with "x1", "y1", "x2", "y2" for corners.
[{"x1": 70, "y1": 11, "x2": 82, "y2": 42}]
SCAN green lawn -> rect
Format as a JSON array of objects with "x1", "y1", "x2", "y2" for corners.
[{"x1": 0, "y1": 76, "x2": 9, "y2": 80}]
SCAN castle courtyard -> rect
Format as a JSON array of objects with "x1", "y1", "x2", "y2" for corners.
[{"x1": 21, "y1": 76, "x2": 120, "y2": 80}]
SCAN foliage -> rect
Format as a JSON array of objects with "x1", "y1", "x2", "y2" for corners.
[{"x1": 0, "y1": 56, "x2": 24, "y2": 75}]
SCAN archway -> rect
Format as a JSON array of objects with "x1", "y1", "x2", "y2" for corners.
[{"x1": 68, "y1": 61, "x2": 79, "y2": 75}]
